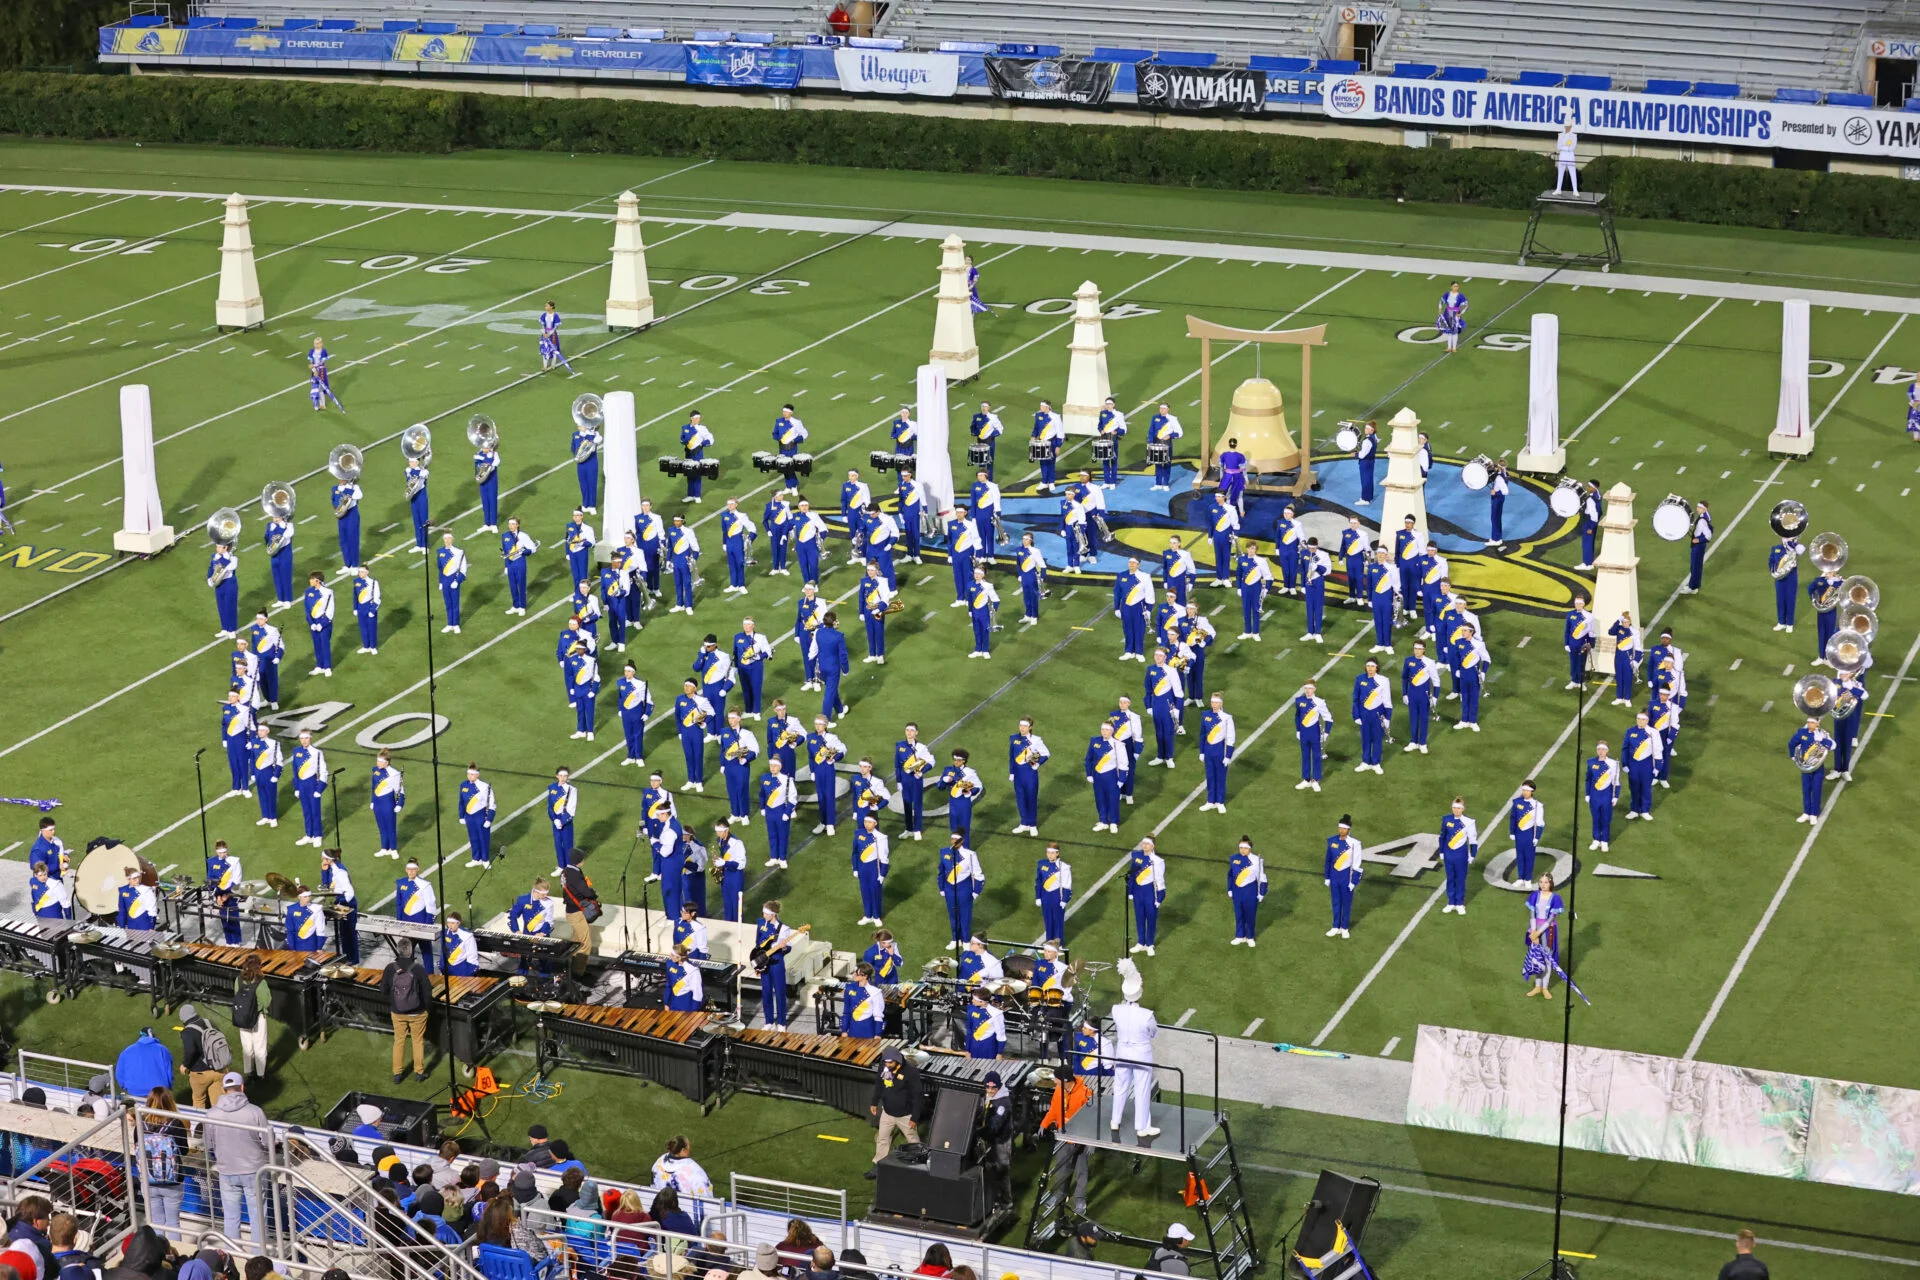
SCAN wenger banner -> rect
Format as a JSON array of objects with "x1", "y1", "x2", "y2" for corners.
[
  {"x1": 834, "y1": 48, "x2": 959, "y2": 96},
  {"x1": 1136, "y1": 62, "x2": 1267, "y2": 113},
  {"x1": 985, "y1": 56, "x2": 1117, "y2": 106},
  {"x1": 1322, "y1": 74, "x2": 1920, "y2": 160}
]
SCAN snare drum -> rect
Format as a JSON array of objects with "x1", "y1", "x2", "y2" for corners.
[
  {"x1": 1650, "y1": 494, "x2": 1692, "y2": 542},
  {"x1": 1028, "y1": 440, "x2": 1054, "y2": 463},
  {"x1": 1548, "y1": 477, "x2": 1584, "y2": 519},
  {"x1": 967, "y1": 443, "x2": 994, "y2": 468},
  {"x1": 1090, "y1": 437, "x2": 1119, "y2": 463},
  {"x1": 1146, "y1": 442, "x2": 1174, "y2": 466}
]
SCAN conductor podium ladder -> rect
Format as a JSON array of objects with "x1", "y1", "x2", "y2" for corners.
[{"x1": 1519, "y1": 191, "x2": 1621, "y2": 272}]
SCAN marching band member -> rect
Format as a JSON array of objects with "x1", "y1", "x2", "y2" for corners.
[
  {"x1": 1401, "y1": 640, "x2": 1439, "y2": 754},
  {"x1": 677, "y1": 411, "x2": 714, "y2": 504},
  {"x1": 1271, "y1": 504, "x2": 1301, "y2": 594},
  {"x1": 1217, "y1": 436, "x2": 1248, "y2": 515},
  {"x1": 1416, "y1": 431, "x2": 1434, "y2": 483},
  {"x1": 711, "y1": 822, "x2": 748, "y2": 921},
  {"x1": 1487, "y1": 460, "x2": 1510, "y2": 548},
  {"x1": 1438, "y1": 797, "x2": 1478, "y2": 915},
  {"x1": 755, "y1": 901, "x2": 799, "y2": 1029},
  {"x1": 459, "y1": 764, "x2": 496, "y2": 867},
  {"x1": 1176, "y1": 601, "x2": 1216, "y2": 700},
  {"x1": 720, "y1": 498, "x2": 757, "y2": 596},
  {"x1": 841, "y1": 469, "x2": 872, "y2": 564},
  {"x1": 1108, "y1": 962, "x2": 1159, "y2": 1137},
  {"x1": 757, "y1": 758, "x2": 798, "y2": 868},
  {"x1": 970, "y1": 401, "x2": 1004, "y2": 480},
  {"x1": 851, "y1": 754, "x2": 894, "y2": 837},
  {"x1": 841, "y1": 965, "x2": 882, "y2": 1037},
  {"x1": 1146, "y1": 403, "x2": 1183, "y2": 490},
  {"x1": 666, "y1": 515, "x2": 702, "y2": 613},
  {"x1": 1016, "y1": 532, "x2": 1048, "y2": 626},
  {"x1": 547, "y1": 767, "x2": 580, "y2": 868},
  {"x1": 300, "y1": 570, "x2": 335, "y2": 677},
  {"x1": 566, "y1": 641, "x2": 599, "y2": 742},
  {"x1": 499, "y1": 517, "x2": 537, "y2": 616},
  {"x1": 680, "y1": 826, "x2": 709, "y2": 918},
  {"x1": 763, "y1": 492, "x2": 796, "y2": 578},
  {"x1": 1364, "y1": 546, "x2": 1397, "y2": 652},
  {"x1": 1455, "y1": 638, "x2": 1486, "y2": 731},
  {"x1": 1438, "y1": 281, "x2": 1468, "y2": 354},
  {"x1": 320, "y1": 847, "x2": 360, "y2": 963},
  {"x1": 1198, "y1": 694, "x2": 1235, "y2": 814},
  {"x1": 694, "y1": 633, "x2": 735, "y2": 711},
  {"x1": 115, "y1": 865, "x2": 157, "y2": 931},
  {"x1": 937, "y1": 835, "x2": 985, "y2": 947},
  {"x1": 966, "y1": 567, "x2": 1000, "y2": 659},
  {"x1": 938, "y1": 749, "x2": 982, "y2": 840},
  {"x1": 1576, "y1": 480, "x2": 1600, "y2": 569},
  {"x1": 404, "y1": 448, "x2": 431, "y2": 554},
  {"x1": 1095, "y1": 397, "x2": 1127, "y2": 487},
  {"x1": 814, "y1": 610, "x2": 851, "y2": 721},
  {"x1": 969, "y1": 471, "x2": 1002, "y2": 563},
  {"x1": 474, "y1": 433, "x2": 501, "y2": 532},
  {"x1": 864, "y1": 929, "x2": 905, "y2": 986},
  {"x1": 788, "y1": 497, "x2": 825, "y2": 585},
  {"x1": 1585, "y1": 741, "x2": 1618, "y2": 852},
  {"x1": 858, "y1": 562, "x2": 894, "y2": 663},
  {"x1": 508, "y1": 879, "x2": 556, "y2": 955},
  {"x1": 264, "y1": 500, "x2": 295, "y2": 611},
  {"x1": 632, "y1": 499, "x2": 666, "y2": 596},
  {"x1": 894, "y1": 723, "x2": 936, "y2": 840},
  {"x1": 539, "y1": 301, "x2": 574, "y2": 373},
  {"x1": 571, "y1": 578, "x2": 603, "y2": 638},
  {"x1": 1085, "y1": 721, "x2": 1127, "y2": 833},
  {"x1": 370, "y1": 750, "x2": 405, "y2": 859},
  {"x1": 959, "y1": 934, "x2": 1003, "y2": 984},
  {"x1": 1355, "y1": 421, "x2": 1380, "y2": 506},
  {"x1": 674, "y1": 679, "x2": 716, "y2": 791},
  {"x1": 1790, "y1": 717, "x2": 1834, "y2": 822},
  {"x1": 1036, "y1": 843, "x2": 1073, "y2": 939},
  {"x1": 1060, "y1": 488, "x2": 1090, "y2": 574},
  {"x1": 1393, "y1": 516, "x2": 1423, "y2": 614},
  {"x1": 308, "y1": 337, "x2": 343, "y2": 410},
  {"x1": 442, "y1": 912, "x2": 479, "y2": 977},
  {"x1": 248, "y1": 611, "x2": 284, "y2": 710},
  {"x1": 569, "y1": 406, "x2": 600, "y2": 515},
  {"x1": 1909, "y1": 378, "x2": 1920, "y2": 442},
  {"x1": 1322, "y1": 818, "x2": 1361, "y2": 940},
  {"x1": 1008, "y1": 718, "x2": 1049, "y2": 835},
  {"x1": 895, "y1": 470, "x2": 924, "y2": 566},
  {"x1": 1032, "y1": 938, "x2": 1073, "y2": 999},
  {"x1": 350, "y1": 566, "x2": 381, "y2": 654},
  {"x1": 394, "y1": 858, "x2": 437, "y2": 972},
  {"x1": 1683, "y1": 500, "x2": 1713, "y2": 594},
  {"x1": 615, "y1": 662, "x2": 653, "y2": 767},
  {"x1": 1608, "y1": 611, "x2": 1641, "y2": 706},
  {"x1": 1417, "y1": 542, "x2": 1448, "y2": 637},
  {"x1": 28, "y1": 818, "x2": 69, "y2": 876},
  {"x1": 718, "y1": 709, "x2": 761, "y2": 824},
  {"x1": 640, "y1": 772, "x2": 676, "y2": 854},
  {"x1": 30, "y1": 862, "x2": 71, "y2": 923},
  {"x1": 792, "y1": 584, "x2": 826, "y2": 690},
  {"x1": 1563, "y1": 593, "x2": 1595, "y2": 690},
  {"x1": 1158, "y1": 535, "x2": 1195, "y2": 609},
  {"x1": 1509, "y1": 780, "x2": 1545, "y2": 884},
  {"x1": 868, "y1": 500, "x2": 903, "y2": 587},
  {"x1": 966, "y1": 989, "x2": 1006, "y2": 1059},
  {"x1": 1106, "y1": 696, "x2": 1142, "y2": 808},
  {"x1": 563, "y1": 508, "x2": 595, "y2": 587},
  {"x1": 291, "y1": 729, "x2": 329, "y2": 847},
  {"x1": 1351, "y1": 658, "x2": 1392, "y2": 775},
  {"x1": 1293, "y1": 680, "x2": 1331, "y2": 791},
  {"x1": 220, "y1": 690, "x2": 255, "y2": 795},
  {"x1": 1191, "y1": 487, "x2": 1238, "y2": 587},
  {"x1": 556, "y1": 618, "x2": 589, "y2": 701},
  {"x1": 285, "y1": 886, "x2": 323, "y2": 952},
  {"x1": 1303, "y1": 537, "x2": 1333, "y2": 641},
  {"x1": 1523, "y1": 873, "x2": 1567, "y2": 999},
  {"x1": 1646, "y1": 683, "x2": 1679, "y2": 788},
  {"x1": 1143, "y1": 647, "x2": 1184, "y2": 768},
  {"x1": 1769, "y1": 529, "x2": 1804, "y2": 632},
  {"x1": 1621, "y1": 711, "x2": 1660, "y2": 823},
  {"x1": 1031, "y1": 400, "x2": 1065, "y2": 493},
  {"x1": 766, "y1": 698, "x2": 804, "y2": 779},
  {"x1": 207, "y1": 540, "x2": 239, "y2": 638},
  {"x1": 852, "y1": 814, "x2": 891, "y2": 926},
  {"x1": 332, "y1": 465, "x2": 362, "y2": 576},
  {"x1": 1228, "y1": 542, "x2": 1270, "y2": 641},
  {"x1": 1339, "y1": 517, "x2": 1371, "y2": 606},
  {"x1": 247, "y1": 727, "x2": 282, "y2": 828},
  {"x1": 1831, "y1": 671, "x2": 1866, "y2": 782},
  {"x1": 1810, "y1": 567, "x2": 1843, "y2": 662},
  {"x1": 1114, "y1": 557, "x2": 1156, "y2": 659},
  {"x1": 945, "y1": 506, "x2": 981, "y2": 606},
  {"x1": 769, "y1": 402, "x2": 808, "y2": 464},
  {"x1": 806, "y1": 714, "x2": 847, "y2": 835},
  {"x1": 889, "y1": 405, "x2": 918, "y2": 455},
  {"x1": 1227, "y1": 835, "x2": 1268, "y2": 944},
  {"x1": 1127, "y1": 837, "x2": 1167, "y2": 955}
]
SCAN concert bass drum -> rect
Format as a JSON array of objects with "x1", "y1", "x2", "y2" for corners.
[{"x1": 74, "y1": 843, "x2": 158, "y2": 919}]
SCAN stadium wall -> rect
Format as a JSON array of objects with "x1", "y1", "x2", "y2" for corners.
[{"x1": 2, "y1": 70, "x2": 1916, "y2": 240}]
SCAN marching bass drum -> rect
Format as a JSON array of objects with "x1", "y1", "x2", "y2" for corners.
[
  {"x1": 1650, "y1": 494, "x2": 1692, "y2": 542},
  {"x1": 1460, "y1": 454, "x2": 1493, "y2": 491},
  {"x1": 74, "y1": 843, "x2": 157, "y2": 919},
  {"x1": 1333, "y1": 423, "x2": 1361, "y2": 453},
  {"x1": 1548, "y1": 477, "x2": 1583, "y2": 519}
]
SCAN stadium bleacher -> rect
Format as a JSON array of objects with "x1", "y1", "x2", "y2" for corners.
[
  {"x1": 191, "y1": 0, "x2": 831, "y2": 41},
  {"x1": 882, "y1": 0, "x2": 1326, "y2": 61}
]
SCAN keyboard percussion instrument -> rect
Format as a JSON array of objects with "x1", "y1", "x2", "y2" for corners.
[
  {"x1": 317, "y1": 966, "x2": 516, "y2": 1065},
  {"x1": 533, "y1": 1004, "x2": 724, "y2": 1106}
]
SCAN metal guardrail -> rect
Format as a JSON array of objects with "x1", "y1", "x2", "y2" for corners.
[
  {"x1": 0, "y1": 1107, "x2": 135, "y2": 1258},
  {"x1": 17, "y1": 1051, "x2": 115, "y2": 1101},
  {"x1": 728, "y1": 1173, "x2": 847, "y2": 1251}
]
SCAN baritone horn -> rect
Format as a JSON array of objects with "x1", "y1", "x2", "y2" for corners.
[
  {"x1": 1791, "y1": 672, "x2": 1837, "y2": 720},
  {"x1": 1808, "y1": 531, "x2": 1848, "y2": 574}
]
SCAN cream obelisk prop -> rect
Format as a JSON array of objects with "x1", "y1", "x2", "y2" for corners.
[
  {"x1": 113, "y1": 384, "x2": 174, "y2": 554},
  {"x1": 1060, "y1": 281, "x2": 1112, "y2": 436},
  {"x1": 1588, "y1": 482, "x2": 1642, "y2": 673},
  {"x1": 928, "y1": 234, "x2": 979, "y2": 381},
  {"x1": 915, "y1": 364, "x2": 957, "y2": 516},
  {"x1": 597, "y1": 390, "x2": 641, "y2": 561},
  {"x1": 214, "y1": 193, "x2": 264, "y2": 331},
  {"x1": 605, "y1": 191, "x2": 655, "y2": 331},
  {"x1": 1518, "y1": 311, "x2": 1565, "y2": 474},
  {"x1": 1376, "y1": 407, "x2": 1429, "y2": 542},
  {"x1": 1767, "y1": 299, "x2": 1813, "y2": 458}
]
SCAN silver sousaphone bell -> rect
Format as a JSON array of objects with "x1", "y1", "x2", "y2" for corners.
[
  {"x1": 259, "y1": 481, "x2": 295, "y2": 521},
  {"x1": 466, "y1": 413, "x2": 499, "y2": 451},
  {"x1": 1460, "y1": 454, "x2": 1494, "y2": 491},
  {"x1": 1840, "y1": 574, "x2": 1879, "y2": 613},
  {"x1": 327, "y1": 443, "x2": 364, "y2": 484},
  {"x1": 1791, "y1": 672, "x2": 1837, "y2": 720},
  {"x1": 1838, "y1": 601, "x2": 1878, "y2": 646},
  {"x1": 572, "y1": 393, "x2": 605, "y2": 432},
  {"x1": 1768, "y1": 498, "x2": 1809, "y2": 541},
  {"x1": 400, "y1": 423, "x2": 433, "y2": 467},
  {"x1": 1808, "y1": 530, "x2": 1848, "y2": 575},
  {"x1": 1825, "y1": 630, "x2": 1870, "y2": 677},
  {"x1": 205, "y1": 506, "x2": 242, "y2": 546},
  {"x1": 1548, "y1": 477, "x2": 1584, "y2": 519},
  {"x1": 1650, "y1": 493, "x2": 1693, "y2": 542}
]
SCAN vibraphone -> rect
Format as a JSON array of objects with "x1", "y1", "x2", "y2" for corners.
[
  {"x1": 920, "y1": 1053, "x2": 1048, "y2": 1137},
  {"x1": 0, "y1": 919, "x2": 75, "y2": 1000},
  {"x1": 534, "y1": 1005, "x2": 723, "y2": 1107},
  {"x1": 317, "y1": 967, "x2": 516, "y2": 1066},
  {"x1": 170, "y1": 945, "x2": 330, "y2": 1049},
  {"x1": 725, "y1": 1027, "x2": 904, "y2": 1116},
  {"x1": 65, "y1": 928, "x2": 179, "y2": 1012}
]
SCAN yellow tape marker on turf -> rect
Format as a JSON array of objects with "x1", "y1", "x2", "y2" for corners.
[
  {"x1": 1557, "y1": 1250, "x2": 1597, "y2": 1260},
  {"x1": 1070, "y1": 626, "x2": 1096, "y2": 632},
  {"x1": 816, "y1": 1134, "x2": 850, "y2": 1143},
  {"x1": 1866, "y1": 711, "x2": 1895, "y2": 718}
]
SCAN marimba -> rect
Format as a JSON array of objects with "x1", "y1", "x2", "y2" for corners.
[
  {"x1": 534, "y1": 1004, "x2": 723, "y2": 1107},
  {"x1": 725, "y1": 1026, "x2": 903, "y2": 1116},
  {"x1": 0, "y1": 919, "x2": 76, "y2": 1000},
  {"x1": 171, "y1": 944, "x2": 330, "y2": 1049},
  {"x1": 317, "y1": 967, "x2": 516, "y2": 1066}
]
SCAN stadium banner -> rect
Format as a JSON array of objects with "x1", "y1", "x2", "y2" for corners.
[
  {"x1": 984, "y1": 57, "x2": 1118, "y2": 106},
  {"x1": 685, "y1": 44, "x2": 803, "y2": 89},
  {"x1": 1135, "y1": 62, "x2": 1266, "y2": 114},
  {"x1": 834, "y1": 48, "x2": 960, "y2": 96},
  {"x1": 98, "y1": 26, "x2": 693, "y2": 71},
  {"x1": 1322, "y1": 74, "x2": 1920, "y2": 160},
  {"x1": 1264, "y1": 72, "x2": 1326, "y2": 106}
]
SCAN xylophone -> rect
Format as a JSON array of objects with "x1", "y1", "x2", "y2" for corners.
[
  {"x1": 316, "y1": 967, "x2": 516, "y2": 1066},
  {"x1": 920, "y1": 1053, "x2": 1048, "y2": 1140},
  {"x1": 534, "y1": 1004, "x2": 722, "y2": 1107},
  {"x1": 0, "y1": 918, "x2": 76, "y2": 1000},
  {"x1": 725, "y1": 1026, "x2": 904, "y2": 1116},
  {"x1": 65, "y1": 927, "x2": 180, "y2": 1012},
  {"x1": 170, "y1": 944, "x2": 332, "y2": 1047}
]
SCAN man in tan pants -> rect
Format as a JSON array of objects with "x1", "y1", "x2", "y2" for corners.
[
  {"x1": 382, "y1": 943, "x2": 431, "y2": 1082},
  {"x1": 867, "y1": 1047, "x2": 920, "y2": 1178}
]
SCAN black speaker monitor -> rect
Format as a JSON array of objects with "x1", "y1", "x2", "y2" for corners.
[
  {"x1": 1296, "y1": 1169, "x2": 1381, "y2": 1259},
  {"x1": 925, "y1": 1086, "x2": 978, "y2": 1178}
]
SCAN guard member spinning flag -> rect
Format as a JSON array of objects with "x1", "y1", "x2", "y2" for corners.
[
  {"x1": 308, "y1": 338, "x2": 344, "y2": 411},
  {"x1": 539, "y1": 301, "x2": 575, "y2": 374}
]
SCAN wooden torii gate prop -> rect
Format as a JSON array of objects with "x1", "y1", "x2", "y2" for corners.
[{"x1": 1187, "y1": 315, "x2": 1327, "y2": 498}]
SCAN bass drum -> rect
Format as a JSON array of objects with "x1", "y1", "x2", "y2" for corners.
[
  {"x1": 1548, "y1": 478, "x2": 1583, "y2": 519},
  {"x1": 1333, "y1": 425, "x2": 1361, "y2": 453},
  {"x1": 1460, "y1": 455, "x2": 1492, "y2": 491},
  {"x1": 74, "y1": 842, "x2": 157, "y2": 919},
  {"x1": 1650, "y1": 494, "x2": 1692, "y2": 542}
]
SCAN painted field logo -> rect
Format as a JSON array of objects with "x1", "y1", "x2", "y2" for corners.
[{"x1": 1326, "y1": 77, "x2": 1369, "y2": 115}]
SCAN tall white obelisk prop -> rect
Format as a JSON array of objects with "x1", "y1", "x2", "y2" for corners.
[
  {"x1": 1588, "y1": 482, "x2": 1642, "y2": 673},
  {"x1": 915, "y1": 364, "x2": 957, "y2": 517},
  {"x1": 1518, "y1": 312, "x2": 1565, "y2": 475},
  {"x1": 1768, "y1": 299, "x2": 1813, "y2": 458},
  {"x1": 113, "y1": 384, "x2": 174, "y2": 554},
  {"x1": 929, "y1": 234, "x2": 979, "y2": 381},
  {"x1": 214, "y1": 193, "x2": 264, "y2": 331},
  {"x1": 605, "y1": 192, "x2": 655, "y2": 331},
  {"x1": 597, "y1": 391, "x2": 641, "y2": 561},
  {"x1": 1377, "y1": 407, "x2": 1428, "y2": 542},
  {"x1": 1061, "y1": 280, "x2": 1111, "y2": 436}
]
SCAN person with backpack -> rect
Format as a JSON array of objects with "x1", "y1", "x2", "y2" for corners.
[
  {"x1": 381, "y1": 943, "x2": 432, "y2": 1084},
  {"x1": 207, "y1": 1074, "x2": 271, "y2": 1245},
  {"x1": 177, "y1": 1006, "x2": 233, "y2": 1109},
  {"x1": 232, "y1": 955, "x2": 269, "y2": 1078},
  {"x1": 139, "y1": 1089, "x2": 189, "y2": 1240},
  {"x1": 48, "y1": 1214, "x2": 101, "y2": 1280}
]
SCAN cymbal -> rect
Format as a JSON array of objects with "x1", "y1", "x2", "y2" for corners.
[
  {"x1": 987, "y1": 978, "x2": 1029, "y2": 997},
  {"x1": 264, "y1": 871, "x2": 301, "y2": 898},
  {"x1": 319, "y1": 963, "x2": 358, "y2": 980},
  {"x1": 152, "y1": 943, "x2": 189, "y2": 961}
]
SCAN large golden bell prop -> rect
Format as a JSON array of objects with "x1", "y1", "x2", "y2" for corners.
[{"x1": 1223, "y1": 378, "x2": 1301, "y2": 475}]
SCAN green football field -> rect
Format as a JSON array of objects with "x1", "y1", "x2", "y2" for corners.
[{"x1": 2, "y1": 137, "x2": 1919, "y2": 1277}]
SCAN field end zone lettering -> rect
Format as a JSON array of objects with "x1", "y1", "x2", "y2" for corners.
[
  {"x1": 46, "y1": 551, "x2": 111, "y2": 573},
  {"x1": 0, "y1": 545, "x2": 65, "y2": 570},
  {"x1": 0, "y1": 546, "x2": 117, "y2": 573}
]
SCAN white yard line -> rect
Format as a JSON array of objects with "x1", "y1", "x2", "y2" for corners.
[
  {"x1": 0, "y1": 192, "x2": 137, "y2": 244},
  {"x1": 0, "y1": 206, "x2": 231, "y2": 296},
  {"x1": 1561, "y1": 299, "x2": 1722, "y2": 446}
]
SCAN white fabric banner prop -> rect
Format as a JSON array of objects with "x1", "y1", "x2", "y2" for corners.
[
  {"x1": 1518, "y1": 312, "x2": 1564, "y2": 474},
  {"x1": 598, "y1": 390, "x2": 641, "y2": 559},
  {"x1": 915, "y1": 364, "x2": 957, "y2": 517},
  {"x1": 113, "y1": 383, "x2": 173, "y2": 554},
  {"x1": 1775, "y1": 299, "x2": 1811, "y2": 439}
]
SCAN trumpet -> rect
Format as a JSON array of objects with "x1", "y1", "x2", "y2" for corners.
[
  {"x1": 903, "y1": 755, "x2": 929, "y2": 777},
  {"x1": 507, "y1": 535, "x2": 539, "y2": 562},
  {"x1": 725, "y1": 742, "x2": 751, "y2": 762}
]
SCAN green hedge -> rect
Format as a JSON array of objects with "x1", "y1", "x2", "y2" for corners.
[{"x1": 2, "y1": 70, "x2": 1915, "y2": 239}]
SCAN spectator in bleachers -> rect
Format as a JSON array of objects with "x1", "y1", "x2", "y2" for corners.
[
  {"x1": 50, "y1": 1212, "x2": 102, "y2": 1280},
  {"x1": 649, "y1": 1137, "x2": 713, "y2": 1199},
  {"x1": 207, "y1": 1075, "x2": 271, "y2": 1246},
  {"x1": 836, "y1": 1249, "x2": 870, "y2": 1280},
  {"x1": 687, "y1": 1223, "x2": 729, "y2": 1275},
  {"x1": 115, "y1": 1030, "x2": 175, "y2": 1101},
  {"x1": 409, "y1": 1189, "x2": 461, "y2": 1246},
  {"x1": 778, "y1": 1221, "x2": 823, "y2": 1273},
  {"x1": 139, "y1": 1092, "x2": 189, "y2": 1240},
  {"x1": 806, "y1": 1247, "x2": 837, "y2": 1280},
  {"x1": 740, "y1": 1244, "x2": 782, "y2": 1280},
  {"x1": 8, "y1": 1196, "x2": 54, "y2": 1261},
  {"x1": 524, "y1": 1125, "x2": 557, "y2": 1169},
  {"x1": 109, "y1": 1225, "x2": 175, "y2": 1280},
  {"x1": 429, "y1": 1140, "x2": 464, "y2": 1191},
  {"x1": 548, "y1": 1140, "x2": 585, "y2": 1177},
  {"x1": 548, "y1": 1167, "x2": 587, "y2": 1213},
  {"x1": 606, "y1": 1189, "x2": 652, "y2": 1277},
  {"x1": 911, "y1": 1245, "x2": 951, "y2": 1278},
  {"x1": 649, "y1": 1187, "x2": 697, "y2": 1240}
]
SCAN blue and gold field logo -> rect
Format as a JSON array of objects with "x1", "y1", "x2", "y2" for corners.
[
  {"x1": 392, "y1": 33, "x2": 474, "y2": 62},
  {"x1": 112, "y1": 27, "x2": 186, "y2": 56}
]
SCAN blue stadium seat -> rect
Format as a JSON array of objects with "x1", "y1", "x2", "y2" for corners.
[
  {"x1": 1439, "y1": 65, "x2": 1487, "y2": 81},
  {"x1": 694, "y1": 29, "x2": 733, "y2": 42},
  {"x1": 187, "y1": 15, "x2": 223, "y2": 27},
  {"x1": 1156, "y1": 51, "x2": 1218, "y2": 66},
  {"x1": 735, "y1": 31, "x2": 777, "y2": 43},
  {"x1": 1249, "y1": 55, "x2": 1313, "y2": 74},
  {"x1": 1393, "y1": 62, "x2": 1439, "y2": 78},
  {"x1": 996, "y1": 43, "x2": 1061, "y2": 57},
  {"x1": 1906, "y1": 97, "x2": 1920, "y2": 112},
  {"x1": 583, "y1": 26, "x2": 622, "y2": 38},
  {"x1": 380, "y1": 19, "x2": 417, "y2": 33},
  {"x1": 222, "y1": 17, "x2": 259, "y2": 28},
  {"x1": 1692, "y1": 81, "x2": 1739, "y2": 97},
  {"x1": 938, "y1": 41, "x2": 996, "y2": 53},
  {"x1": 1565, "y1": 74, "x2": 1611, "y2": 90},
  {"x1": 1825, "y1": 91, "x2": 1872, "y2": 107},
  {"x1": 317, "y1": 18, "x2": 356, "y2": 30},
  {"x1": 1772, "y1": 87, "x2": 1820, "y2": 103},
  {"x1": 278, "y1": 19, "x2": 319, "y2": 30},
  {"x1": 1515, "y1": 71, "x2": 1564, "y2": 86},
  {"x1": 475, "y1": 1245, "x2": 559, "y2": 1280},
  {"x1": 847, "y1": 35, "x2": 903, "y2": 48},
  {"x1": 126, "y1": 14, "x2": 168, "y2": 25},
  {"x1": 1315, "y1": 58, "x2": 1361, "y2": 74},
  {"x1": 1644, "y1": 78, "x2": 1691, "y2": 95},
  {"x1": 627, "y1": 27, "x2": 666, "y2": 40},
  {"x1": 521, "y1": 23, "x2": 558, "y2": 36},
  {"x1": 418, "y1": 21, "x2": 458, "y2": 34},
  {"x1": 1089, "y1": 47, "x2": 1156, "y2": 63},
  {"x1": 481, "y1": 23, "x2": 520, "y2": 34}
]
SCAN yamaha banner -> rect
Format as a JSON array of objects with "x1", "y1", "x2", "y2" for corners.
[
  {"x1": 984, "y1": 56, "x2": 1117, "y2": 106},
  {"x1": 686, "y1": 44, "x2": 802, "y2": 90},
  {"x1": 1136, "y1": 62, "x2": 1267, "y2": 114}
]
